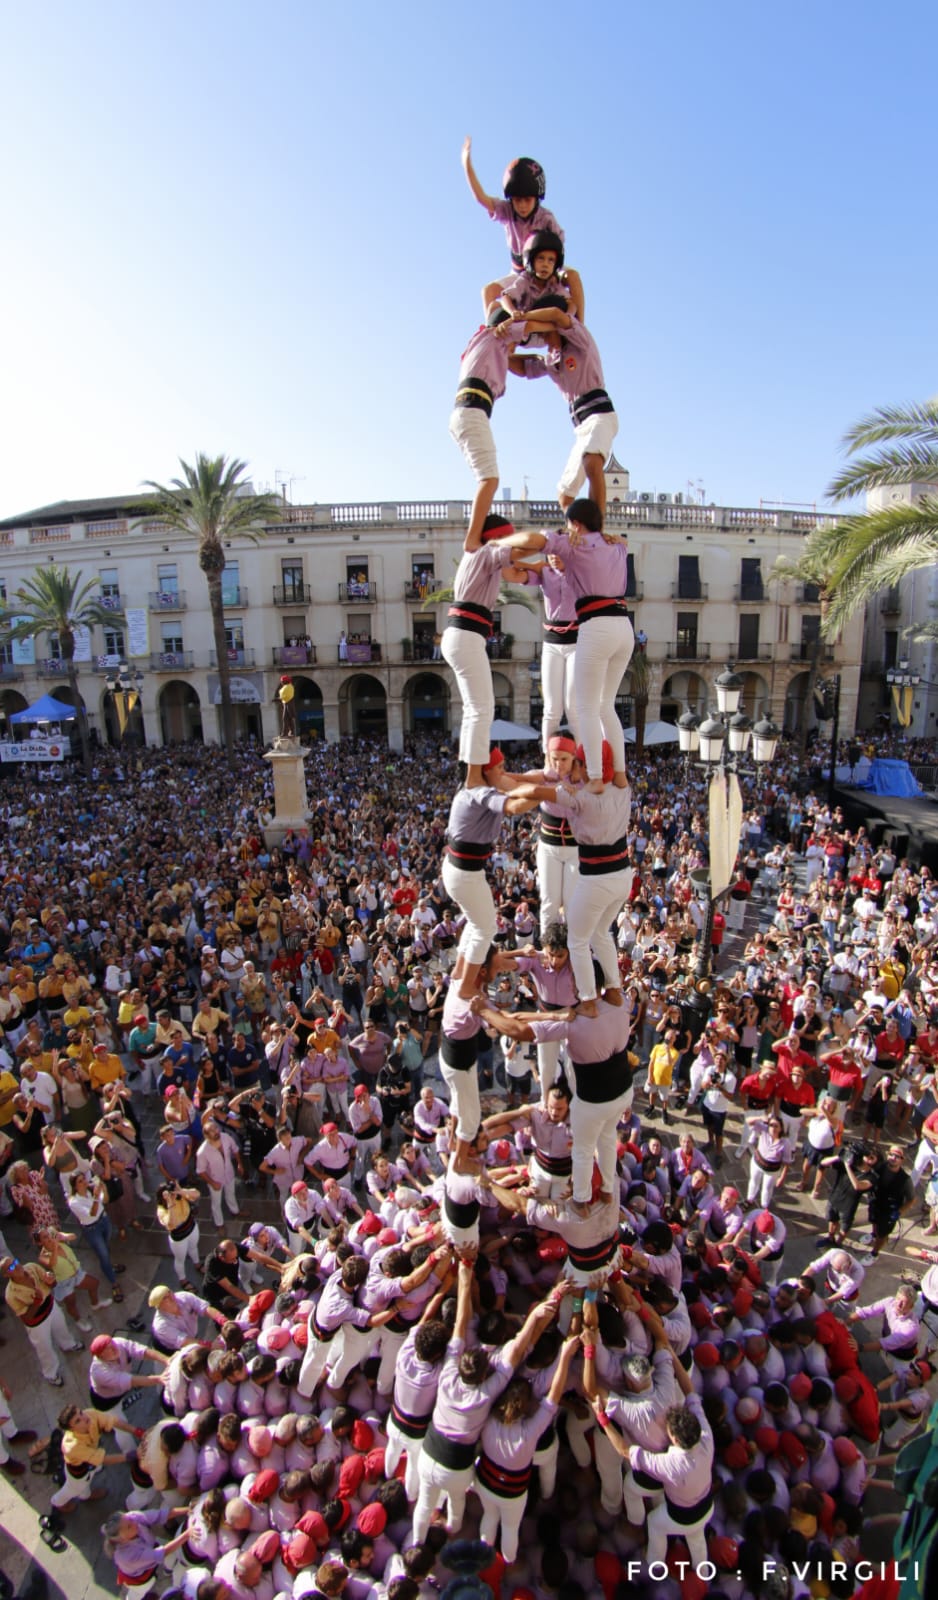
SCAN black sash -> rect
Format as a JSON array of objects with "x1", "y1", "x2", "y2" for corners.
[
  {"x1": 423, "y1": 1422, "x2": 477, "y2": 1470},
  {"x1": 444, "y1": 1192, "x2": 480, "y2": 1229},
  {"x1": 570, "y1": 1045, "x2": 632, "y2": 1104},
  {"x1": 567, "y1": 1231, "x2": 619, "y2": 1271},
  {"x1": 454, "y1": 380, "x2": 494, "y2": 418},
  {"x1": 446, "y1": 600, "x2": 493, "y2": 638},
  {"x1": 445, "y1": 839, "x2": 492, "y2": 873},
  {"x1": 578, "y1": 838, "x2": 630, "y2": 877},
  {"x1": 441, "y1": 1033, "x2": 478, "y2": 1072},
  {"x1": 570, "y1": 387, "x2": 615, "y2": 425},
  {"x1": 391, "y1": 1401, "x2": 432, "y2": 1440},
  {"x1": 476, "y1": 1454, "x2": 531, "y2": 1498}
]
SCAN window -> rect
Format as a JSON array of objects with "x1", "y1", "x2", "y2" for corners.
[
  {"x1": 280, "y1": 560, "x2": 304, "y2": 600},
  {"x1": 676, "y1": 613, "x2": 698, "y2": 657},
  {"x1": 103, "y1": 627, "x2": 125, "y2": 657},
  {"x1": 346, "y1": 559, "x2": 370, "y2": 598},
  {"x1": 160, "y1": 620, "x2": 184, "y2": 654},
  {"x1": 884, "y1": 631, "x2": 898, "y2": 670},
  {"x1": 625, "y1": 553, "x2": 638, "y2": 598},
  {"x1": 740, "y1": 558, "x2": 763, "y2": 601},
  {"x1": 738, "y1": 614, "x2": 760, "y2": 658},
  {"x1": 221, "y1": 561, "x2": 240, "y2": 606},
  {"x1": 157, "y1": 562, "x2": 179, "y2": 599},
  {"x1": 800, "y1": 615, "x2": 820, "y2": 658},
  {"x1": 347, "y1": 611, "x2": 371, "y2": 640},
  {"x1": 282, "y1": 614, "x2": 306, "y2": 642},
  {"x1": 677, "y1": 555, "x2": 701, "y2": 599},
  {"x1": 411, "y1": 559, "x2": 435, "y2": 598},
  {"x1": 100, "y1": 567, "x2": 121, "y2": 609},
  {"x1": 224, "y1": 620, "x2": 245, "y2": 654}
]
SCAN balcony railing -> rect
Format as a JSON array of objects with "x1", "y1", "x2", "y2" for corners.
[
  {"x1": 671, "y1": 582, "x2": 709, "y2": 601},
  {"x1": 221, "y1": 588, "x2": 247, "y2": 607},
  {"x1": 99, "y1": 592, "x2": 123, "y2": 611},
  {"x1": 668, "y1": 641, "x2": 711, "y2": 661},
  {"x1": 405, "y1": 580, "x2": 436, "y2": 601},
  {"x1": 274, "y1": 644, "x2": 317, "y2": 667},
  {"x1": 340, "y1": 642, "x2": 383, "y2": 664},
  {"x1": 735, "y1": 647, "x2": 773, "y2": 661},
  {"x1": 624, "y1": 581, "x2": 644, "y2": 601},
  {"x1": 273, "y1": 584, "x2": 308, "y2": 605},
  {"x1": 0, "y1": 662, "x2": 24, "y2": 681},
  {"x1": 149, "y1": 590, "x2": 187, "y2": 611},
  {"x1": 790, "y1": 643, "x2": 834, "y2": 662},
  {"x1": 37, "y1": 659, "x2": 72, "y2": 677},
  {"x1": 798, "y1": 583, "x2": 822, "y2": 604},
  {"x1": 210, "y1": 648, "x2": 256, "y2": 667},
  {"x1": 880, "y1": 592, "x2": 902, "y2": 616},
  {"x1": 734, "y1": 584, "x2": 766, "y2": 603},
  {"x1": 150, "y1": 651, "x2": 194, "y2": 671},
  {"x1": 339, "y1": 582, "x2": 378, "y2": 602}
]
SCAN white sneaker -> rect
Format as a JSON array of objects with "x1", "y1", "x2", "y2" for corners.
[
  {"x1": 860, "y1": 1252, "x2": 878, "y2": 1266},
  {"x1": 75, "y1": 1320, "x2": 93, "y2": 1332},
  {"x1": 96, "y1": 1297, "x2": 114, "y2": 1309}
]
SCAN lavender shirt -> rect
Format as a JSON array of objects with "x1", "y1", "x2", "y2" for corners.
[
  {"x1": 490, "y1": 198, "x2": 565, "y2": 267},
  {"x1": 451, "y1": 542, "x2": 517, "y2": 609}
]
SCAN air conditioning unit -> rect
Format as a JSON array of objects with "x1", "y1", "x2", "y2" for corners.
[
  {"x1": 674, "y1": 493, "x2": 684, "y2": 505},
  {"x1": 657, "y1": 493, "x2": 672, "y2": 505},
  {"x1": 639, "y1": 492, "x2": 653, "y2": 504}
]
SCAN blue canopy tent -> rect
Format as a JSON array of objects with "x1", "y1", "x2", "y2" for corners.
[{"x1": 9, "y1": 694, "x2": 78, "y2": 723}]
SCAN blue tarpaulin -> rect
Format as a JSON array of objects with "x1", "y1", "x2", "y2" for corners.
[
  {"x1": 9, "y1": 694, "x2": 77, "y2": 723},
  {"x1": 858, "y1": 758, "x2": 921, "y2": 798}
]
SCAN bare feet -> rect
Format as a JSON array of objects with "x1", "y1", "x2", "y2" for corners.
[
  {"x1": 576, "y1": 998, "x2": 599, "y2": 1018},
  {"x1": 570, "y1": 1199, "x2": 593, "y2": 1218},
  {"x1": 603, "y1": 988, "x2": 624, "y2": 1007},
  {"x1": 586, "y1": 778, "x2": 606, "y2": 794}
]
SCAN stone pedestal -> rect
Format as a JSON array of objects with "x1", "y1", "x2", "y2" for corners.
[{"x1": 262, "y1": 738, "x2": 310, "y2": 845}]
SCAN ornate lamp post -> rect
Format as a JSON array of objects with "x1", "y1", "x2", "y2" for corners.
[{"x1": 104, "y1": 663, "x2": 144, "y2": 750}]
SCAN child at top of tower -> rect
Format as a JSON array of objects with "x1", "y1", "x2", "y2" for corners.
[{"x1": 461, "y1": 138, "x2": 585, "y2": 322}]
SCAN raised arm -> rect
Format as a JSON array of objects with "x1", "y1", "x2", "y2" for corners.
[{"x1": 462, "y1": 135, "x2": 497, "y2": 213}]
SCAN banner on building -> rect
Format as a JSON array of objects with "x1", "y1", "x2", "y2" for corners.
[
  {"x1": 0, "y1": 739, "x2": 67, "y2": 762},
  {"x1": 125, "y1": 608, "x2": 149, "y2": 658}
]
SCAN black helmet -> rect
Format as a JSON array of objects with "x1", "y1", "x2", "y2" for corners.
[
  {"x1": 503, "y1": 156, "x2": 546, "y2": 201},
  {"x1": 523, "y1": 228, "x2": 564, "y2": 274}
]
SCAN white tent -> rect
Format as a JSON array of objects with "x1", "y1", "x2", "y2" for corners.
[
  {"x1": 489, "y1": 719, "x2": 540, "y2": 742},
  {"x1": 623, "y1": 719, "x2": 680, "y2": 746}
]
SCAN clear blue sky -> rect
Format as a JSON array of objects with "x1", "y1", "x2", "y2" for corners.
[{"x1": 3, "y1": 0, "x2": 936, "y2": 519}]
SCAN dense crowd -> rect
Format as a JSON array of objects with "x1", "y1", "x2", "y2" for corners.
[{"x1": 0, "y1": 729, "x2": 936, "y2": 1600}]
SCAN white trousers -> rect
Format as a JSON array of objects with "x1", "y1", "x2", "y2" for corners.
[
  {"x1": 327, "y1": 1321, "x2": 376, "y2": 1387},
  {"x1": 412, "y1": 1453, "x2": 474, "y2": 1546},
  {"x1": 442, "y1": 858, "x2": 496, "y2": 966},
  {"x1": 540, "y1": 640, "x2": 577, "y2": 750},
  {"x1": 385, "y1": 1418, "x2": 424, "y2": 1501},
  {"x1": 536, "y1": 840, "x2": 579, "y2": 932},
  {"x1": 475, "y1": 1479, "x2": 529, "y2": 1565},
  {"x1": 324, "y1": 1085, "x2": 349, "y2": 1123},
  {"x1": 375, "y1": 1326, "x2": 408, "y2": 1395},
  {"x1": 567, "y1": 867, "x2": 634, "y2": 1000},
  {"x1": 297, "y1": 1326, "x2": 338, "y2": 1398},
  {"x1": 440, "y1": 1059, "x2": 481, "y2": 1143},
  {"x1": 168, "y1": 1223, "x2": 201, "y2": 1282},
  {"x1": 535, "y1": 1039, "x2": 563, "y2": 1097},
  {"x1": 623, "y1": 1466, "x2": 663, "y2": 1525},
  {"x1": 353, "y1": 1132, "x2": 382, "y2": 1184},
  {"x1": 746, "y1": 1159, "x2": 782, "y2": 1208},
  {"x1": 529, "y1": 1153, "x2": 571, "y2": 1201},
  {"x1": 208, "y1": 1175, "x2": 239, "y2": 1228},
  {"x1": 573, "y1": 615, "x2": 634, "y2": 779},
  {"x1": 570, "y1": 1085, "x2": 633, "y2": 1201},
  {"x1": 646, "y1": 1499, "x2": 711, "y2": 1568},
  {"x1": 533, "y1": 1432, "x2": 559, "y2": 1497},
  {"x1": 727, "y1": 896, "x2": 747, "y2": 931},
  {"x1": 51, "y1": 1460, "x2": 103, "y2": 1508},
  {"x1": 594, "y1": 1428, "x2": 625, "y2": 1515},
  {"x1": 26, "y1": 1302, "x2": 78, "y2": 1381},
  {"x1": 441, "y1": 627, "x2": 493, "y2": 765},
  {"x1": 912, "y1": 1140, "x2": 938, "y2": 1187}
]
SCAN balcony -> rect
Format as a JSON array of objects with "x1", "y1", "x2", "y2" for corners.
[
  {"x1": 149, "y1": 590, "x2": 187, "y2": 611},
  {"x1": 671, "y1": 582, "x2": 709, "y2": 601},
  {"x1": 150, "y1": 651, "x2": 194, "y2": 671},
  {"x1": 221, "y1": 588, "x2": 248, "y2": 607},
  {"x1": 339, "y1": 582, "x2": 378, "y2": 602},
  {"x1": 734, "y1": 584, "x2": 766, "y2": 603},
  {"x1": 274, "y1": 644, "x2": 317, "y2": 667},
  {"x1": 735, "y1": 646, "x2": 774, "y2": 662},
  {"x1": 273, "y1": 584, "x2": 308, "y2": 606},
  {"x1": 99, "y1": 592, "x2": 123, "y2": 611},
  {"x1": 37, "y1": 658, "x2": 72, "y2": 678},
  {"x1": 798, "y1": 583, "x2": 822, "y2": 604},
  {"x1": 668, "y1": 641, "x2": 711, "y2": 661},
  {"x1": 880, "y1": 590, "x2": 902, "y2": 616},
  {"x1": 624, "y1": 581, "x2": 645, "y2": 601},
  {"x1": 405, "y1": 580, "x2": 436, "y2": 602},
  {"x1": 0, "y1": 662, "x2": 24, "y2": 681},
  {"x1": 340, "y1": 642, "x2": 383, "y2": 664},
  {"x1": 790, "y1": 643, "x2": 834, "y2": 662},
  {"x1": 210, "y1": 648, "x2": 256, "y2": 668}
]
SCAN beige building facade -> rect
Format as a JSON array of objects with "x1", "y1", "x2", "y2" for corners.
[{"x1": 0, "y1": 462, "x2": 863, "y2": 752}]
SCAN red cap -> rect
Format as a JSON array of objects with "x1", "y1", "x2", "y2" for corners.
[
  {"x1": 247, "y1": 1289, "x2": 276, "y2": 1323},
  {"x1": 377, "y1": 1227, "x2": 398, "y2": 1246},
  {"x1": 755, "y1": 1210, "x2": 775, "y2": 1233},
  {"x1": 689, "y1": 1302, "x2": 715, "y2": 1330},
  {"x1": 247, "y1": 1467, "x2": 280, "y2": 1502},
  {"x1": 321, "y1": 1122, "x2": 338, "y2": 1135},
  {"x1": 338, "y1": 1454, "x2": 366, "y2": 1497},
  {"x1": 251, "y1": 1530, "x2": 282, "y2": 1564},
  {"x1": 694, "y1": 1341, "x2": 720, "y2": 1369},
  {"x1": 353, "y1": 1084, "x2": 368, "y2": 1099},
  {"x1": 723, "y1": 1439, "x2": 750, "y2": 1469},
  {"x1": 364, "y1": 1446, "x2": 386, "y2": 1477},
  {"x1": 709, "y1": 1535, "x2": 740, "y2": 1571},
  {"x1": 285, "y1": 1533, "x2": 317, "y2": 1572},
  {"x1": 493, "y1": 1139, "x2": 512, "y2": 1161},
  {"x1": 833, "y1": 1435, "x2": 860, "y2": 1465},
  {"x1": 789, "y1": 1372, "x2": 813, "y2": 1402},
  {"x1": 291, "y1": 1321, "x2": 308, "y2": 1349},
  {"x1": 290, "y1": 1180, "x2": 307, "y2": 1196},
  {"x1": 356, "y1": 1502, "x2": 387, "y2": 1537},
  {"x1": 732, "y1": 1286, "x2": 754, "y2": 1318},
  {"x1": 483, "y1": 747, "x2": 505, "y2": 771},
  {"x1": 358, "y1": 1211, "x2": 381, "y2": 1236},
  {"x1": 264, "y1": 1326, "x2": 290, "y2": 1352},
  {"x1": 755, "y1": 1425, "x2": 779, "y2": 1455},
  {"x1": 133, "y1": 1013, "x2": 149, "y2": 1025},
  {"x1": 538, "y1": 1236, "x2": 568, "y2": 1262},
  {"x1": 163, "y1": 1085, "x2": 177, "y2": 1098},
  {"x1": 779, "y1": 1430, "x2": 807, "y2": 1466},
  {"x1": 350, "y1": 1420, "x2": 374, "y2": 1452},
  {"x1": 90, "y1": 1334, "x2": 112, "y2": 1355},
  {"x1": 296, "y1": 1511, "x2": 329, "y2": 1545}
]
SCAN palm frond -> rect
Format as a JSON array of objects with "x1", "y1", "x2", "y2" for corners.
[
  {"x1": 142, "y1": 452, "x2": 280, "y2": 545},
  {"x1": 840, "y1": 400, "x2": 938, "y2": 452},
  {"x1": 818, "y1": 501, "x2": 938, "y2": 635},
  {"x1": 828, "y1": 445, "x2": 938, "y2": 503},
  {"x1": 904, "y1": 620, "x2": 938, "y2": 644}
]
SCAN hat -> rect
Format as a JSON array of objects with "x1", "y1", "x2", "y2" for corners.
[
  {"x1": 755, "y1": 1425, "x2": 779, "y2": 1455},
  {"x1": 778, "y1": 1430, "x2": 807, "y2": 1467},
  {"x1": 789, "y1": 1373, "x2": 813, "y2": 1402},
  {"x1": 148, "y1": 1285, "x2": 173, "y2": 1309},
  {"x1": 364, "y1": 1447, "x2": 386, "y2": 1477},
  {"x1": 290, "y1": 1180, "x2": 307, "y2": 1196},
  {"x1": 90, "y1": 1334, "x2": 112, "y2": 1356},
  {"x1": 377, "y1": 1227, "x2": 398, "y2": 1246},
  {"x1": 493, "y1": 1139, "x2": 512, "y2": 1161},
  {"x1": 709, "y1": 1535, "x2": 739, "y2": 1572},
  {"x1": 694, "y1": 1342, "x2": 720, "y2": 1369},
  {"x1": 250, "y1": 1530, "x2": 282, "y2": 1565},
  {"x1": 350, "y1": 1420, "x2": 374, "y2": 1452},
  {"x1": 133, "y1": 1013, "x2": 149, "y2": 1025},
  {"x1": 321, "y1": 1122, "x2": 338, "y2": 1135},
  {"x1": 247, "y1": 1289, "x2": 276, "y2": 1323},
  {"x1": 163, "y1": 1085, "x2": 177, "y2": 1099},
  {"x1": 547, "y1": 734, "x2": 578, "y2": 756},
  {"x1": 833, "y1": 1436, "x2": 860, "y2": 1465},
  {"x1": 755, "y1": 1210, "x2": 775, "y2": 1234},
  {"x1": 689, "y1": 1302, "x2": 715, "y2": 1331},
  {"x1": 264, "y1": 1327, "x2": 291, "y2": 1353},
  {"x1": 723, "y1": 1439, "x2": 750, "y2": 1470},
  {"x1": 834, "y1": 1373, "x2": 861, "y2": 1402},
  {"x1": 292, "y1": 1322, "x2": 309, "y2": 1349},
  {"x1": 356, "y1": 1503, "x2": 388, "y2": 1538},
  {"x1": 538, "y1": 1236, "x2": 568, "y2": 1262},
  {"x1": 285, "y1": 1533, "x2": 317, "y2": 1572},
  {"x1": 248, "y1": 1424, "x2": 273, "y2": 1457},
  {"x1": 338, "y1": 1454, "x2": 366, "y2": 1497},
  {"x1": 732, "y1": 1286, "x2": 754, "y2": 1318},
  {"x1": 914, "y1": 1358, "x2": 934, "y2": 1383},
  {"x1": 247, "y1": 1468, "x2": 280, "y2": 1503},
  {"x1": 296, "y1": 1511, "x2": 330, "y2": 1545},
  {"x1": 93, "y1": 1042, "x2": 109, "y2": 1053},
  {"x1": 353, "y1": 1084, "x2": 368, "y2": 1100},
  {"x1": 482, "y1": 747, "x2": 505, "y2": 771},
  {"x1": 358, "y1": 1211, "x2": 381, "y2": 1236}
]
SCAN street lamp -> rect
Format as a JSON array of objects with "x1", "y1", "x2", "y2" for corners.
[
  {"x1": 105, "y1": 663, "x2": 144, "y2": 749},
  {"x1": 886, "y1": 657, "x2": 921, "y2": 734}
]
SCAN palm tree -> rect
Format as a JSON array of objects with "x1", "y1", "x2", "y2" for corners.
[
  {"x1": 143, "y1": 455, "x2": 280, "y2": 761},
  {"x1": 0, "y1": 566, "x2": 123, "y2": 775},
  {"x1": 628, "y1": 647, "x2": 650, "y2": 756},
  {"x1": 815, "y1": 400, "x2": 938, "y2": 636},
  {"x1": 769, "y1": 542, "x2": 838, "y2": 755}
]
